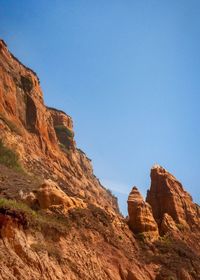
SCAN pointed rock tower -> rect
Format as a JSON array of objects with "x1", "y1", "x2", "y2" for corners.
[
  {"x1": 146, "y1": 165, "x2": 200, "y2": 230},
  {"x1": 127, "y1": 187, "x2": 159, "y2": 239}
]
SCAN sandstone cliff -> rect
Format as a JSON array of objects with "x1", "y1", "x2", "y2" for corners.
[
  {"x1": 0, "y1": 39, "x2": 118, "y2": 213},
  {"x1": 147, "y1": 165, "x2": 200, "y2": 231},
  {"x1": 0, "y1": 40, "x2": 200, "y2": 280},
  {"x1": 127, "y1": 187, "x2": 159, "y2": 240}
]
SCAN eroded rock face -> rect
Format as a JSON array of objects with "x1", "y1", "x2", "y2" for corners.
[
  {"x1": 127, "y1": 187, "x2": 159, "y2": 239},
  {"x1": 146, "y1": 165, "x2": 200, "y2": 230},
  {"x1": 0, "y1": 39, "x2": 118, "y2": 213},
  {"x1": 160, "y1": 213, "x2": 178, "y2": 235},
  {"x1": 37, "y1": 180, "x2": 86, "y2": 211},
  {"x1": 48, "y1": 107, "x2": 75, "y2": 150}
]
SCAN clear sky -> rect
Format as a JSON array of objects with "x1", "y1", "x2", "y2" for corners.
[{"x1": 1, "y1": 1, "x2": 200, "y2": 215}]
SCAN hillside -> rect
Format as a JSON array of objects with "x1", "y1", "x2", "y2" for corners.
[{"x1": 0, "y1": 39, "x2": 200, "y2": 280}]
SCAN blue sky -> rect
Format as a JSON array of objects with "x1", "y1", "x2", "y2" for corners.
[{"x1": 1, "y1": 1, "x2": 200, "y2": 215}]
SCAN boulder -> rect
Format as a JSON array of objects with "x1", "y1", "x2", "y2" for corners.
[{"x1": 24, "y1": 180, "x2": 86, "y2": 213}]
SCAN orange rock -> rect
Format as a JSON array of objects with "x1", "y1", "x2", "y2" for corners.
[
  {"x1": 146, "y1": 165, "x2": 200, "y2": 230},
  {"x1": 0, "y1": 39, "x2": 119, "y2": 213},
  {"x1": 160, "y1": 213, "x2": 178, "y2": 235},
  {"x1": 34, "y1": 179, "x2": 86, "y2": 212},
  {"x1": 48, "y1": 107, "x2": 75, "y2": 150},
  {"x1": 127, "y1": 187, "x2": 159, "y2": 239}
]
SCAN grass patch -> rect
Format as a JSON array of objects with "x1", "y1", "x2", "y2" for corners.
[
  {"x1": 54, "y1": 125, "x2": 74, "y2": 138},
  {"x1": 55, "y1": 125, "x2": 74, "y2": 150},
  {"x1": 0, "y1": 197, "x2": 71, "y2": 234},
  {"x1": 0, "y1": 140, "x2": 22, "y2": 171}
]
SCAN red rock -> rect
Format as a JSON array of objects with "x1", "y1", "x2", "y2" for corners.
[
  {"x1": 48, "y1": 107, "x2": 75, "y2": 150},
  {"x1": 0, "y1": 39, "x2": 118, "y2": 213},
  {"x1": 160, "y1": 213, "x2": 178, "y2": 235},
  {"x1": 35, "y1": 179, "x2": 86, "y2": 212},
  {"x1": 128, "y1": 187, "x2": 159, "y2": 239},
  {"x1": 146, "y1": 165, "x2": 200, "y2": 230}
]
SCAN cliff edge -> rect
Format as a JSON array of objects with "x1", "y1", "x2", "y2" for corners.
[{"x1": 0, "y1": 40, "x2": 200, "y2": 280}]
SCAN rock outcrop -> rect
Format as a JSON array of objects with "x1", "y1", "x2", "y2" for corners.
[
  {"x1": 160, "y1": 213, "x2": 178, "y2": 235},
  {"x1": 0, "y1": 39, "x2": 118, "y2": 213},
  {"x1": 127, "y1": 187, "x2": 159, "y2": 239},
  {"x1": 127, "y1": 166, "x2": 200, "y2": 239},
  {"x1": 48, "y1": 107, "x2": 75, "y2": 150},
  {"x1": 24, "y1": 179, "x2": 86, "y2": 213},
  {"x1": 146, "y1": 165, "x2": 200, "y2": 230}
]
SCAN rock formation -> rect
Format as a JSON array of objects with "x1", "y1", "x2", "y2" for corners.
[
  {"x1": 24, "y1": 179, "x2": 86, "y2": 213},
  {"x1": 0, "y1": 39, "x2": 118, "y2": 213},
  {"x1": 0, "y1": 40, "x2": 200, "y2": 280},
  {"x1": 127, "y1": 187, "x2": 159, "y2": 239},
  {"x1": 160, "y1": 213, "x2": 178, "y2": 235},
  {"x1": 127, "y1": 165, "x2": 200, "y2": 239},
  {"x1": 48, "y1": 107, "x2": 75, "y2": 151},
  {"x1": 146, "y1": 165, "x2": 200, "y2": 230}
]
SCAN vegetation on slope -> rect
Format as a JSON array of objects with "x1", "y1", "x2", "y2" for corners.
[{"x1": 0, "y1": 140, "x2": 22, "y2": 171}]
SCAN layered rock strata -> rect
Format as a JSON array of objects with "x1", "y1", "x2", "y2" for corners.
[
  {"x1": 127, "y1": 187, "x2": 159, "y2": 239},
  {"x1": 0, "y1": 39, "x2": 118, "y2": 213},
  {"x1": 127, "y1": 165, "x2": 200, "y2": 238},
  {"x1": 146, "y1": 165, "x2": 200, "y2": 230}
]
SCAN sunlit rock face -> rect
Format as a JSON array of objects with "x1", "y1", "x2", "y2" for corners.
[
  {"x1": 146, "y1": 165, "x2": 200, "y2": 230},
  {"x1": 127, "y1": 187, "x2": 159, "y2": 239},
  {"x1": 0, "y1": 39, "x2": 119, "y2": 213},
  {"x1": 128, "y1": 165, "x2": 200, "y2": 239}
]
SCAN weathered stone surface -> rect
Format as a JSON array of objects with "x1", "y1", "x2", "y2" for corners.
[
  {"x1": 35, "y1": 179, "x2": 86, "y2": 212},
  {"x1": 146, "y1": 165, "x2": 200, "y2": 229},
  {"x1": 128, "y1": 187, "x2": 159, "y2": 239},
  {"x1": 0, "y1": 39, "x2": 118, "y2": 213},
  {"x1": 48, "y1": 107, "x2": 75, "y2": 150},
  {"x1": 160, "y1": 213, "x2": 178, "y2": 235}
]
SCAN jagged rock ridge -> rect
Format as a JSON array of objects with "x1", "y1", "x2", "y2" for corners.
[{"x1": 128, "y1": 165, "x2": 200, "y2": 237}]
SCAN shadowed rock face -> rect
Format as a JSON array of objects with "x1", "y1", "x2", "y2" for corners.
[
  {"x1": 48, "y1": 108, "x2": 75, "y2": 150},
  {"x1": 127, "y1": 187, "x2": 159, "y2": 239}
]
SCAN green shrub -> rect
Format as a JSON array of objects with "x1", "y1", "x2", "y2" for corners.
[
  {"x1": 176, "y1": 223, "x2": 185, "y2": 231},
  {"x1": 158, "y1": 235, "x2": 172, "y2": 246},
  {"x1": 136, "y1": 232, "x2": 146, "y2": 242},
  {"x1": 0, "y1": 140, "x2": 22, "y2": 171},
  {"x1": 54, "y1": 125, "x2": 74, "y2": 138},
  {"x1": 0, "y1": 197, "x2": 71, "y2": 234}
]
